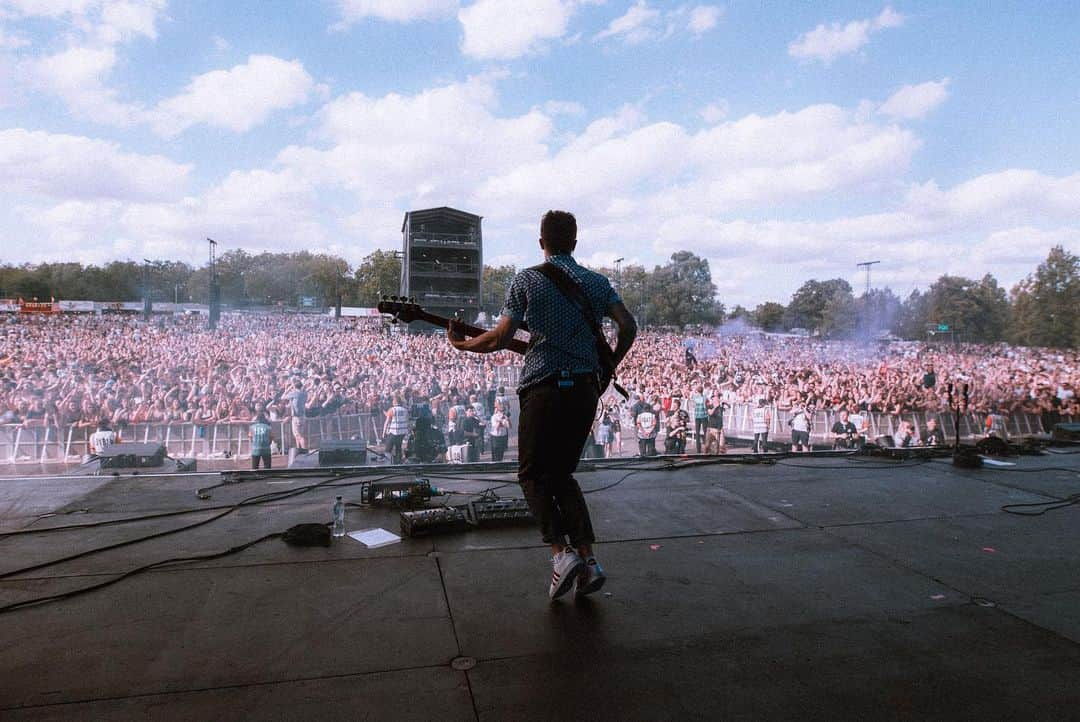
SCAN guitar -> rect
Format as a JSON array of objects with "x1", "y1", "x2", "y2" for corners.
[
  {"x1": 377, "y1": 296, "x2": 529, "y2": 354},
  {"x1": 376, "y1": 296, "x2": 627, "y2": 397}
]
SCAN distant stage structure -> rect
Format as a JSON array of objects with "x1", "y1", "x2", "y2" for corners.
[{"x1": 400, "y1": 207, "x2": 482, "y2": 326}]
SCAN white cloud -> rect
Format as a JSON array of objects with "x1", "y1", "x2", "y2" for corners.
[
  {"x1": 0, "y1": 25, "x2": 29, "y2": 48},
  {"x1": 879, "y1": 78, "x2": 950, "y2": 120},
  {"x1": 29, "y1": 44, "x2": 142, "y2": 125},
  {"x1": 331, "y1": 0, "x2": 458, "y2": 29},
  {"x1": 0, "y1": 0, "x2": 167, "y2": 40},
  {"x1": 475, "y1": 102, "x2": 920, "y2": 224},
  {"x1": 788, "y1": 6, "x2": 903, "y2": 64},
  {"x1": 96, "y1": 0, "x2": 167, "y2": 43},
  {"x1": 10, "y1": 1, "x2": 167, "y2": 125},
  {"x1": 687, "y1": 4, "x2": 722, "y2": 35},
  {"x1": 699, "y1": 99, "x2": 728, "y2": 124},
  {"x1": 643, "y1": 169, "x2": 1080, "y2": 302},
  {"x1": 0, "y1": 127, "x2": 190, "y2": 201},
  {"x1": 459, "y1": 0, "x2": 575, "y2": 59},
  {"x1": 542, "y1": 99, "x2": 586, "y2": 115},
  {"x1": 149, "y1": 55, "x2": 318, "y2": 137},
  {"x1": 595, "y1": 1, "x2": 722, "y2": 45},
  {"x1": 278, "y1": 72, "x2": 553, "y2": 206},
  {"x1": 594, "y1": 0, "x2": 660, "y2": 44}
]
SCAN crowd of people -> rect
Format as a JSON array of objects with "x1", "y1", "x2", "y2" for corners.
[
  {"x1": 0, "y1": 313, "x2": 517, "y2": 445},
  {"x1": 1, "y1": 313, "x2": 1076, "y2": 460}
]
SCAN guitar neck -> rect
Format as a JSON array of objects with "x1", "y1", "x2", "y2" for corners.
[{"x1": 411, "y1": 309, "x2": 529, "y2": 355}]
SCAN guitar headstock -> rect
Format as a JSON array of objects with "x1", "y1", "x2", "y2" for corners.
[{"x1": 377, "y1": 295, "x2": 423, "y2": 323}]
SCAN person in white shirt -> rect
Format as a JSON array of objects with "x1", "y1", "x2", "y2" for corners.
[
  {"x1": 89, "y1": 419, "x2": 118, "y2": 455},
  {"x1": 789, "y1": 405, "x2": 811, "y2": 453},
  {"x1": 488, "y1": 399, "x2": 511, "y2": 461}
]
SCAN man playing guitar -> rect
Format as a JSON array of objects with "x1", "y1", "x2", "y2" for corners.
[{"x1": 447, "y1": 210, "x2": 637, "y2": 600}]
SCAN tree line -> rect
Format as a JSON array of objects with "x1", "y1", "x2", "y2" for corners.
[{"x1": 1, "y1": 245, "x2": 1075, "y2": 348}]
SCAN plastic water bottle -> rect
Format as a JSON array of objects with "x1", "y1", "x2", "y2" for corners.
[{"x1": 332, "y1": 496, "x2": 346, "y2": 537}]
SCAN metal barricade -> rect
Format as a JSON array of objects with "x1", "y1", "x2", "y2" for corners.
[{"x1": 0, "y1": 410, "x2": 1073, "y2": 465}]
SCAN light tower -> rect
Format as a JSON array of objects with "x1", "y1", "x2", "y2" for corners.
[{"x1": 856, "y1": 260, "x2": 880, "y2": 296}]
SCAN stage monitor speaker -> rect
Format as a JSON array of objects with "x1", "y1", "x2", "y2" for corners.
[
  {"x1": 98, "y1": 442, "x2": 166, "y2": 469},
  {"x1": 319, "y1": 439, "x2": 368, "y2": 466},
  {"x1": 1052, "y1": 422, "x2": 1080, "y2": 443}
]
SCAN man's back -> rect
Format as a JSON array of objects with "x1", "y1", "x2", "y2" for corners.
[
  {"x1": 90, "y1": 428, "x2": 116, "y2": 454},
  {"x1": 504, "y1": 254, "x2": 619, "y2": 390},
  {"x1": 250, "y1": 420, "x2": 272, "y2": 452}
]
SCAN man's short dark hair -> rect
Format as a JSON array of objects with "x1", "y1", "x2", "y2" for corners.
[{"x1": 540, "y1": 210, "x2": 577, "y2": 254}]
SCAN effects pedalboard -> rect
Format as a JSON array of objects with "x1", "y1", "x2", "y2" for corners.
[{"x1": 400, "y1": 499, "x2": 534, "y2": 538}]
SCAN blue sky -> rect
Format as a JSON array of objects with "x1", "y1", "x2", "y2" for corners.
[{"x1": 1, "y1": 0, "x2": 1078, "y2": 306}]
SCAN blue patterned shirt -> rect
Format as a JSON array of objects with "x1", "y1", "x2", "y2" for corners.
[{"x1": 502, "y1": 254, "x2": 621, "y2": 391}]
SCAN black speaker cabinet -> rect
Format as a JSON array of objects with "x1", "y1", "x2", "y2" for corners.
[{"x1": 319, "y1": 439, "x2": 368, "y2": 466}]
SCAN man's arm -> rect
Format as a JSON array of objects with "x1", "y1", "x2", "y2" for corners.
[
  {"x1": 606, "y1": 301, "x2": 637, "y2": 367},
  {"x1": 448, "y1": 315, "x2": 520, "y2": 354}
]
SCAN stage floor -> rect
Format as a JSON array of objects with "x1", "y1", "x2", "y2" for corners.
[{"x1": 2, "y1": 450, "x2": 1079, "y2": 720}]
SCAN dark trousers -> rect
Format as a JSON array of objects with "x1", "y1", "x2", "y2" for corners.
[
  {"x1": 466, "y1": 439, "x2": 480, "y2": 462},
  {"x1": 754, "y1": 432, "x2": 769, "y2": 453},
  {"x1": 490, "y1": 434, "x2": 508, "y2": 461},
  {"x1": 694, "y1": 418, "x2": 707, "y2": 452},
  {"x1": 385, "y1": 433, "x2": 404, "y2": 463},
  {"x1": 638, "y1": 437, "x2": 656, "y2": 456},
  {"x1": 251, "y1": 452, "x2": 271, "y2": 469},
  {"x1": 518, "y1": 379, "x2": 599, "y2": 547}
]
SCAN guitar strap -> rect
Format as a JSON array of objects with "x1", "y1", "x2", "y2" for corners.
[{"x1": 530, "y1": 262, "x2": 628, "y2": 399}]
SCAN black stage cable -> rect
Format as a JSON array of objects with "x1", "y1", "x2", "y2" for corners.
[
  {"x1": 1, "y1": 502, "x2": 237, "y2": 539},
  {"x1": 0, "y1": 532, "x2": 281, "y2": 615},
  {"x1": 0, "y1": 468, "x2": 422, "y2": 540},
  {"x1": 1001, "y1": 494, "x2": 1080, "y2": 516},
  {"x1": 0, "y1": 472, "x2": 405, "y2": 580},
  {"x1": 583, "y1": 468, "x2": 649, "y2": 494}
]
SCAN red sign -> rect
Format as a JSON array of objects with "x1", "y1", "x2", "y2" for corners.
[{"x1": 18, "y1": 300, "x2": 59, "y2": 314}]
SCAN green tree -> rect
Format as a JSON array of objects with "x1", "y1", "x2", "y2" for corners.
[
  {"x1": 354, "y1": 250, "x2": 402, "y2": 306},
  {"x1": 616, "y1": 263, "x2": 649, "y2": 326},
  {"x1": 895, "y1": 289, "x2": 928, "y2": 340},
  {"x1": 785, "y1": 278, "x2": 855, "y2": 336},
  {"x1": 1009, "y1": 245, "x2": 1080, "y2": 348},
  {"x1": 922, "y1": 274, "x2": 1009, "y2": 343},
  {"x1": 648, "y1": 251, "x2": 723, "y2": 327},
  {"x1": 481, "y1": 264, "x2": 516, "y2": 317},
  {"x1": 855, "y1": 287, "x2": 902, "y2": 338},
  {"x1": 752, "y1": 301, "x2": 786, "y2": 331}
]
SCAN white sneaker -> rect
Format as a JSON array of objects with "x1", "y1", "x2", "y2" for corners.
[
  {"x1": 575, "y1": 556, "x2": 606, "y2": 597},
  {"x1": 549, "y1": 547, "x2": 585, "y2": 600}
]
